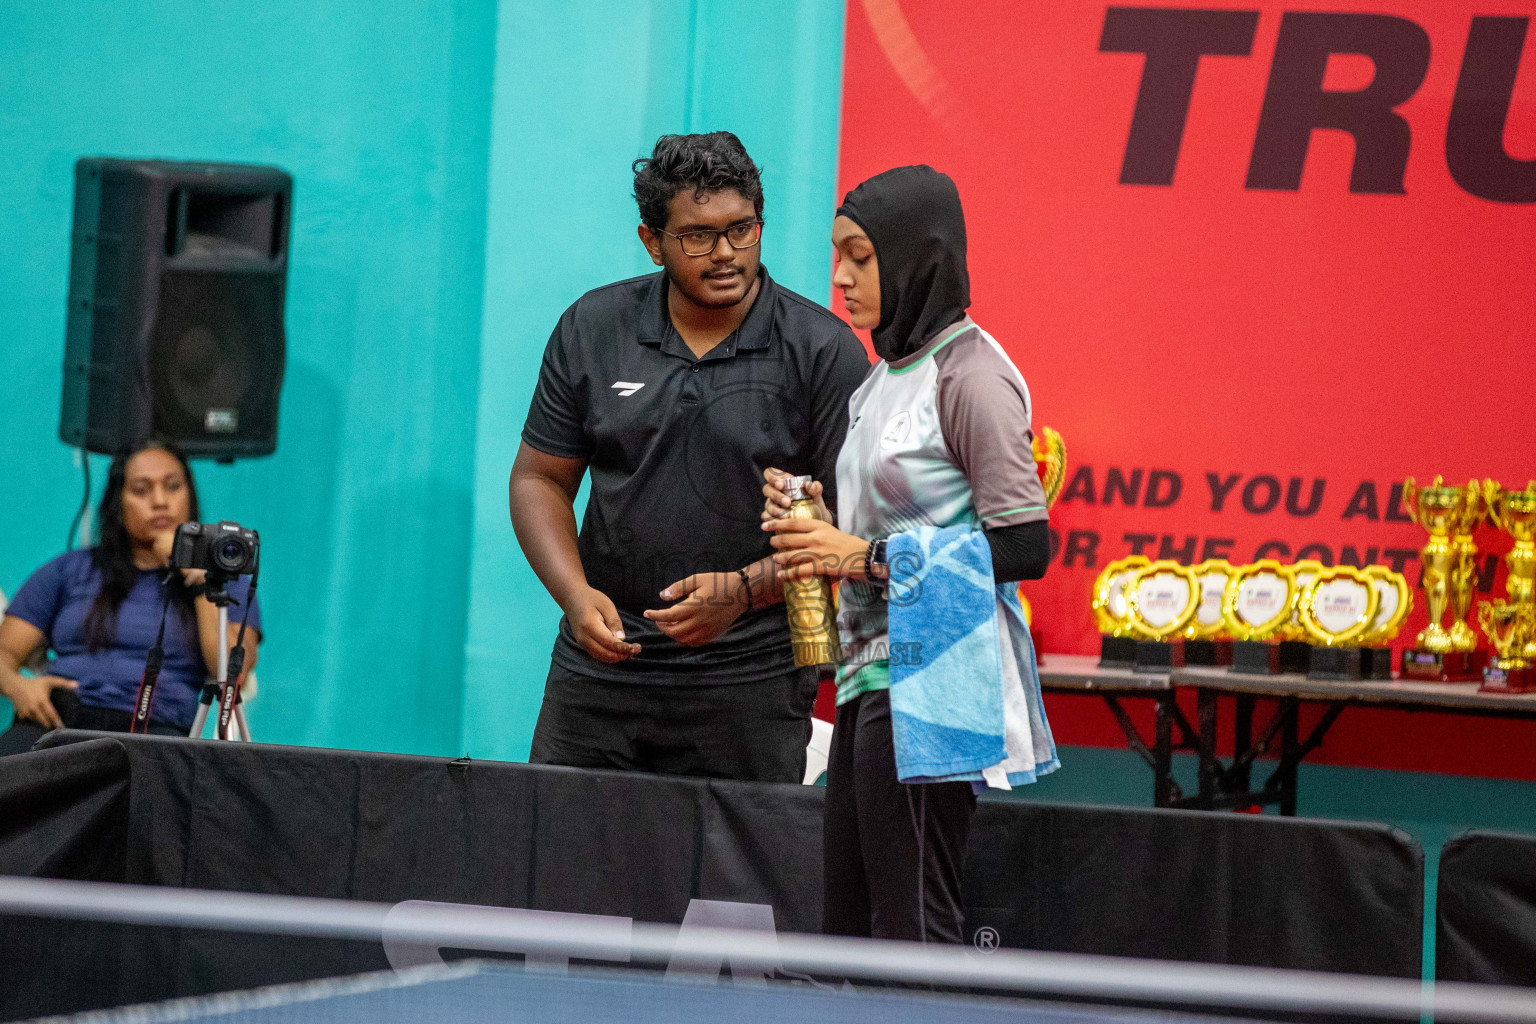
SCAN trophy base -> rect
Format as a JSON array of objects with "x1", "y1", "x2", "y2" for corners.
[
  {"x1": 1400, "y1": 649, "x2": 1487, "y2": 683},
  {"x1": 1133, "y1": 638, "x2": 1185, "y2": 673},
  {"x1": 1230, "y1": 640, "x2": 1281, "y2": 675},
  {"x1": 1308, "y1": 645, "x2": 1363, "y2": 681},
  {"x1": 1480, "y1": 663, "x2": 1536, "y2": 694},
  {"x1": 1184, "y1": 638, "x2": 1233, "y2": 667},
  {"x1": 1099, "y1": 635, "x2": 1137, "y2": 668},
  {"x1": 1359, "y1": 647, "x2": 1394, "y2": 680},
  {"x1": 1278, "y1": 640, "x2": 1313, "y2": 675}
]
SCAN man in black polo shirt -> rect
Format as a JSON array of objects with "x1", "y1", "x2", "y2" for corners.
[{"x1": 511, "y1": 132, "x2": 869, "y2": 783}]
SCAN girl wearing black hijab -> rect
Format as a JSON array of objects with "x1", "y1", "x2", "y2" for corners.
[{"x1": 763, "y1": 166, "x2": 1053, "y2": 943}]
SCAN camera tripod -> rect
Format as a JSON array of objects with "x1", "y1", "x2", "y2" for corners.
[{"x1": 188, "y1": 574, "x2": 253, "y2": 742}]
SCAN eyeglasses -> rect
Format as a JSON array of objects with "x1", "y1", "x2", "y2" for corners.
[{"x1": 658, "y1": 219, "x2": 763, "y2": 257}]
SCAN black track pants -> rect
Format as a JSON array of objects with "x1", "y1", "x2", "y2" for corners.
[
  {"x1": 822, "y1": 689, "x2": 978, "y2": 942},
  {"x1": 529, "y1": 662, "x2": 817, "y2": 783}
]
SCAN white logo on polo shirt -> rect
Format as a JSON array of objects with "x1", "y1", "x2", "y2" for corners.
[
  {"x1": 880, "y1": 410, "x2": 911, "y2": 450},
  {"x1": 611, "y1": 381, "x2": 645, "y2": 397}
]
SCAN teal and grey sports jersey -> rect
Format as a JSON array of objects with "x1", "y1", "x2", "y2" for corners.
[{"x1": 835, "y1": 317, "x2": 1048, "y2": 704}]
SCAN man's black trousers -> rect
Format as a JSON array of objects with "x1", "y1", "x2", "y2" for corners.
[
  {"x1": 528, "y1": 662, "x2": 817, "y2": 783},
  {"x1": 822, "y1": 689, "x2": 978, "y2": 943}
]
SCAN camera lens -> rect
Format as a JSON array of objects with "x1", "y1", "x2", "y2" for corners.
[{"x1": 215, "y1": 538, "x2": 249, "y2": 571}]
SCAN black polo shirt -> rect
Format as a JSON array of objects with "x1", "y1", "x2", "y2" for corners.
[{"x1": 523, "y1": 267, "x2": 870, "y2": 685}]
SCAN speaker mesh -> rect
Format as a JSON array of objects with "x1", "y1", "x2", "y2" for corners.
[{"x1": 149, "y1": 271, "x2": 282, "y2": 451}]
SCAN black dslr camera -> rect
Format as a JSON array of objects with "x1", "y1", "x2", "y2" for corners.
[{"x1": 170, "y1": 521, "x2": 259, "y2": 577}]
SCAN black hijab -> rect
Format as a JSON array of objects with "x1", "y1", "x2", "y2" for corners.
[{"x1": 836, "y1": 165, "x2": 970, "y2": 362}]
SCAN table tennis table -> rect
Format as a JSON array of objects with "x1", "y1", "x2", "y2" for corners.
[{"x1": 46, "y1": 960, "x2": 1263, "y2": 1024}]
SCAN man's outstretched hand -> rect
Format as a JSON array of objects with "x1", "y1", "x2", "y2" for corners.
[{"x1": 644, "y1": 572, "x2": 748, "y2": 647}]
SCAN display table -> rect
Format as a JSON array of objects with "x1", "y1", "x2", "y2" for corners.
[
  {"x1": 1037, "y1": 654, "x2": 1193, "y2": 807},
  {"x1": 1168, "y1": 665, "x2": 1536, "y2": 815},
  {"x1": 1037, "y1": 654, "x2": 1536, "y2": 815}
]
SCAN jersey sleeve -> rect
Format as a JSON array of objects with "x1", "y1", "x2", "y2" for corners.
[
  {"x1": 521, "y1": 308, "x2": 594, "y2": 459},
  {"x1": 935, "y1": 336, "x2": 1049, "y2": 530},
  {"x1": 5, "y1": 553, "x2": 70, "y2": 637}
]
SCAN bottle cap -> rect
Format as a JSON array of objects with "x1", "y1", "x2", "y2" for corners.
[{"x1": 783, "y1": 475, "x2": 813, "y2": 502}]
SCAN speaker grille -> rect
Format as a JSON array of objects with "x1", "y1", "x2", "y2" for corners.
[{"x1": 149, "y1": 271, "x2": 283, "y2": 455}]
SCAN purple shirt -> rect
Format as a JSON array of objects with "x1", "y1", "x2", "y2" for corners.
[{"x1": 6, "y1": 549, "x2": 261, "y2": 729}]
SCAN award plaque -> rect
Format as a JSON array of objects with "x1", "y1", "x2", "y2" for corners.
[
  {"x1": 1278, "y1": 558, "x2": 1325, "y2": 674},
  {"x1": 1123, "y1": 560, "x2": 1200, "y2": 671},
  {"x1": 1093, "y1": 556, "x2": 1150, "y2": 666},
  {"x1": 1299, "y1": 566, "x2": 1381, "y2": 681},
  {"x1": 1182, "y1": 559, "x2": 1234, "y2": 666},
  {"x1": 1360, "y1": 566, "x2": 1412, "y2": 679},
  {"x1": 1222, "y1": 561, "x2": 1298, "y2": 674}
]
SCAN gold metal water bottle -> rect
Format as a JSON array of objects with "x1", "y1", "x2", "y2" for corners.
[{"x1": 782, "y1": 475, "x2": 840, "y2": 667}]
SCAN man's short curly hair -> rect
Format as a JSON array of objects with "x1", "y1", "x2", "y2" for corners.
[{"x1": 633, "y1": 132, "x2": 764, "y2": 231}]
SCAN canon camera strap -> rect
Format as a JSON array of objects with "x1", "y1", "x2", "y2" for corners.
[{"x1": 130, "y1": 578, "x2": 175, "y2": 733}]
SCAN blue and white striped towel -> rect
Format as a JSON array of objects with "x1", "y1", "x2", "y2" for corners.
[{"x1": 887, "y1": 524, "x2": 1059, "y2": 791}]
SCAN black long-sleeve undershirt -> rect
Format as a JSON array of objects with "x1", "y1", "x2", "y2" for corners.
[{"x1": 986, "y1": 519, "x2": 1050, "y2": 583}]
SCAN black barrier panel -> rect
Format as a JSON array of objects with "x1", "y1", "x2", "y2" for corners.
[
  {"x1": 0, "y1": 738, "x2": 136, "y2": 1020},
  {"x1": 699, "y1": 778, "x2": 823, "y2": 934},
  {"x1": 1436, "y1": 829, "x2": 1536, "y2": 986},
  {"x1": 528, "y1": 764, "x2": 704, "y2": 922},
  {"x1": 0, "y1": 736, "x2": 128, "y2": 879},
  {"x1": 1, "y1": 732, "x2": 1430, "y2": 1020},
  {"x1": 963, "y1": 800, "x2": 1424, "y2": 978}
]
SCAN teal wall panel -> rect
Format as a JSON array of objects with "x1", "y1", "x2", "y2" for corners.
[
  {"x1": 0, "y1": 0, "x2": 498, "y2": 751},
  {"x1": 0, "y1": 0, "x2": 849, "y2": 755},
  {"x1": 461, "y1": 0, "x2": 849, "y2": 761}
]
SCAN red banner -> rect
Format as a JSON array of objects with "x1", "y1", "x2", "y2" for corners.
[{"x1": 838, "y1": 0, "x2": 1536, "y2": 776}]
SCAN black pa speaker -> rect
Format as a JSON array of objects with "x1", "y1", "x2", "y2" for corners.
[{"x1": 60, "y1": 158, "x2": 291, "y2": 459}]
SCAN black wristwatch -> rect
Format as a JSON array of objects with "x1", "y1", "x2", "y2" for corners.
[{"x1": 866, "y1": 538, "x2": 889, "y2": 580}]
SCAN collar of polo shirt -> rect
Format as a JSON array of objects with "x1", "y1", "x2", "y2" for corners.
[{"x1": 636, "y1": 266, "x2": 776, "y2": 358}]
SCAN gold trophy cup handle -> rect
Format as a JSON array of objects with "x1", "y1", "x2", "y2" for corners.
[
  {"x1": 1484, "y1": 479, "x2": 1507, "y2": 533},
  {"x1": 1402, "y1": 477, "x2": 1419, "y2": 526},
  {"x1": 1462, "y1": 479, "x2": 1487, "y2": 530}
]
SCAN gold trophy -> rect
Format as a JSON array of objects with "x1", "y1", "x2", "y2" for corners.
[
  {"x1": 1122, "y1": 560, "x2": 1201, "y2": 670},
  {"x1": 1221, "y1": 560, "x2": 1299, "y2": 674},
  {"x1": 1400, "y1": 477, "x2": 1486, "y2": 681},
  {"x1": 781, "y1": 476, "x2": 840, "y2": 667},
  {"x1": 1359, "y1": 566, "x2": 1413, "y2": 679},
  {"x1": 1449, "y1": 480, "x2": 1488, "y2": 652},
  {"x1": 1298, "y1": 565, "x2": 1380, "y2": 680},
  {"x1": 1478, "y1": 603, "x2": 1533, "y2": 692},
  {"x1": 1032, "y1": 425, "x2": 1067, "y2": 506},
  {"x1": 1018, "y1": 426, "x2": 1066, "y2": 630},
  {"x1": 1093, "y1": 555, "x2": 1150, "y2": 666},
  {"x1": 1478, "y1": 480, "x2": 1536, "y2": 692}
]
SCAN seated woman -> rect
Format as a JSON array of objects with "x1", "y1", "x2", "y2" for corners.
[{"x1": 0, "y1": 439, "x2": 260, "y2": 755}]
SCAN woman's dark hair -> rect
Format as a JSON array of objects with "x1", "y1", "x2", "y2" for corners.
[
  {"x1": 82, "y1": 438, "x2": 201, "y2": 652},
  {"x1": 632, "y1": 132, "x2": 764, "y2": 231}
]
